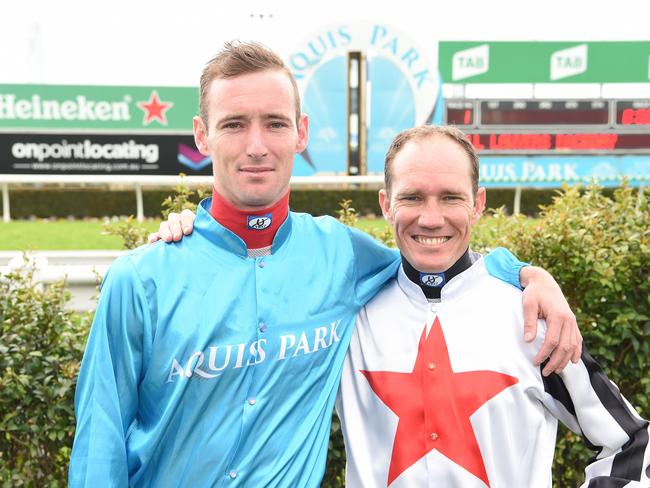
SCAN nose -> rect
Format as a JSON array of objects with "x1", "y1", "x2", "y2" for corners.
[
  {"x1": 246, "y1": 124, "x2": 269, "y2": 160},
  {"x1": 418, "y1": 200, "x2": 445, "y2": 228}
]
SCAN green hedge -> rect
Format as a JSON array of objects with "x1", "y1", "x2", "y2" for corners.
[
  {"x1": 1, "y1": 185, "x2": 647, "y2": 486},
  {"x1": 0, "y1": 267, "x2": 90, "y2": 486},
  {"x1": 2, "y1": 187, "x2": 560, "y2": 219}
]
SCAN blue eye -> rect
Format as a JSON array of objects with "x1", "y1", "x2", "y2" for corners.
[
  {"x1": 269, "y1": 121, "x2": 289, "y2": 129},
  {"x1": 400, "y1": 195, "x2": 420, "y2": 202},
  {"x1": 222, "y1": 122, "x2": 242, "y2": 129}
]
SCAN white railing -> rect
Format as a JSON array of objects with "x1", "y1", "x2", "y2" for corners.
[{"x1": 0, "y1": 250, "x2": 123, "y2": 312}]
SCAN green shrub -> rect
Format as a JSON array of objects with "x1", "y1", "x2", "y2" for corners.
[
  {"x1": 102, "y1": 175, "x2": 209, "y2": 250},
  {"x1": 322, "y1": 412, "x2": 346, "y2": 488},
  {"x1": 101, "y1": 215, "x2": 150, "y2": 250},
  {"x1": 159, "y1": 175, "x2": 209, "y2": 219},
  {"x1": 0, "y1": 263, "x2": 90, "y2": 487}
]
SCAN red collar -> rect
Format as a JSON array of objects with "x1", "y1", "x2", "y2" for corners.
[{"x1": 209, "y1": 188, "x2": 289, "y2": 249}]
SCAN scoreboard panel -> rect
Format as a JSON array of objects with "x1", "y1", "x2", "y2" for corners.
[
  {"x1": 616, "y1": 101, "x2": 650, "y2": 125},
  {"x1": 480, "y1": 100, "x2": 609, "y2": 126},
  {"x1": 445, "y1": 101, "x2": 475, "y2": 126},
  {"x1": 445, "y1": 99, "x2": 650, "y2": 153},
  {"x1": 466, "y1": 133, "x2": 650, "y2": 152}
]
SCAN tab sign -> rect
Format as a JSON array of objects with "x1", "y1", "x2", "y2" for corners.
[
  {"x1": 550, "y1": 44, "x2": 588, "y2": 81},
  {"x1": 452, "y1": 44, "x2": 489, "y2": 81}
]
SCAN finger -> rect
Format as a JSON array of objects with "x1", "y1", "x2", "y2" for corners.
[
  {"x1": 522, "y1": 291, "x2": 539, "y2": 342},
  {"x1": 170, "y1": 212, "x2": 184, "y2": 241},
  {"x1": 147, "y1": 232, "x2": 160, "y2": 244},
  {"x1": 160, "y1": 212, "x2": 182, "y2": 241},
  {"x1": 534, "y1": 317, "x2": 560, "y2": 366},
  {"x1": 542, "y1": 349, "x2": 564, "y2": 376},
  {"x1": 156, "y1": 222, "x2": 174, "y2": 242},
  {"x1": 542, "y1": 319, "x2": 574, "y2": 376},
  {"x1": 572, "y1": 326, "x2": 583, "y2": 363},
  {"x1": 179, "y1": 208, "x2": 196, "y2": 235}
]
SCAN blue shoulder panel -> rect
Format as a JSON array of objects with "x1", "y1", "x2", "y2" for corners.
[{"x1": 483, "y1": 247, "x2": 529, "y2": 290}]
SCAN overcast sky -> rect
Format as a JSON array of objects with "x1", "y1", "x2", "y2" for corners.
[{"x1": 1, "y1": 0, "x2": 648, "y2": 86}]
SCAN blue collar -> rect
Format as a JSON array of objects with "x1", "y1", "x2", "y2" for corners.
[{"x1": 401, "y1": 249, "x2": 472, "y2": 300}]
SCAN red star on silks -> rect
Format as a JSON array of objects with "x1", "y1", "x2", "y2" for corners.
[
  {"x1": 361, "y1": 317, "x2": 518, "y2": 487},
  {"x1": 137, "y1": 90, "x2": 173, "y2": 125}
]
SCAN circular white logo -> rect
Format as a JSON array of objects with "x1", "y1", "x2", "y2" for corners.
[
  {"x1": 248, "y1": 216, "x2": 272, "y2": 230},
  {"x1": 421, "y1": 274, "x2": 444, "y2": 287}
]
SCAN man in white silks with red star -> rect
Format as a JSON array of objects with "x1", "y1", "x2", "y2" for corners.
[{"x1": 335, "y1": 125, "x2": 650, "y2": 487}]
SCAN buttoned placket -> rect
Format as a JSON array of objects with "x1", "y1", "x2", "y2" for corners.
[
  {"x1": 423, "y1": 298, "x2": 441, "y2": 483},
  {"x1": 225, "y1": 256, "x2": 268, "y2": 484},
  {"x1": 246, "y1": 258, "x2": 267, "y2": 412}
]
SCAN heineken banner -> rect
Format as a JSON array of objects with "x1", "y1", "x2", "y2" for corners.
[
  {"x1": 0, "y1": 133, "x2": 212, "y2": 175},
  {"x1": 0, "y1": 84, "x2": 196, "y2": 132}
]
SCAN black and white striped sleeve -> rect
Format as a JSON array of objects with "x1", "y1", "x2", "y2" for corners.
[{"x1": 541, "y1": 348, "x2": 650, "y2": 487}]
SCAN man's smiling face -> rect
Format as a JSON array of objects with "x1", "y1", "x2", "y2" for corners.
[{"x1": 379, "y1": 135, "x2": 485, "y2": 273}]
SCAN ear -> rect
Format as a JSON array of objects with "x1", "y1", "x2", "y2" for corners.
[
  {"x1": 472, "y1": 187, "x2": 486, "y2": 223},
  {"x1": 378, "y1": 189, "x2": 394, "y2": 225},
  {"x1": 295, "y1": 113, "x2": 309, "y2": 153},
  {"x1": 193, "y1": 116, "x2": 210, "y2": 156}
]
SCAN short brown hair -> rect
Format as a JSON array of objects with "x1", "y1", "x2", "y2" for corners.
[
  {"x1": 384, "y1": 125, "x2": 480, "y2": 196},
  {"x1": 199, "y1": 41, "x2": 301, "y2": 128}
]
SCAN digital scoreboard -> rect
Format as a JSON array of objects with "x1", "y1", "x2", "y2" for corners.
[{"x1": 445, "y1": 100, "x2": 650, "y2": 153}]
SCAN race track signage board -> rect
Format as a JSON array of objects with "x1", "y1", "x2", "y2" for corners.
[
  {"x1": 0, "y1": 84, "x2": 214, "y2": 176},
  {"x1": 438, "y1": 42, "x2": 650, "y2": 188},
  {"x1": 0, "y1": 133, "x2": 212, "y2": 176},
  {"x1": 439, "y1": 42, "x2": 650, "y2": 83},
  {"x1": 480, "y1": 155, "x2": 650, "y2": 188},
  {"x1": 0, "y1": 85, "x2": 195, "y2": 132}
]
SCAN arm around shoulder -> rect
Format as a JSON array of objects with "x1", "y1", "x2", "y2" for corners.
[{"x1": 483, "y1": 247, "x2": 529, "y2": 289}]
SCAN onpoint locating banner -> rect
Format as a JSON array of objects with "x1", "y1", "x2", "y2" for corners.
[{"x1": 0, "y1": 133, "x2": 212, "y2": 175}]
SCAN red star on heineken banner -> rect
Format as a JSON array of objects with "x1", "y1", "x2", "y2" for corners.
[
  {"x1": 361, "y1": 318, "x2": 518, "y2": 487},
  {"x1": 137, "y1": 90, "x2": 173, "y2": 126}
]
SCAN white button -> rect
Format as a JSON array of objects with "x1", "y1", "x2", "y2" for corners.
[
  {"x1": 229, "y1": 470, "x2": 237, "y2": 479},
  {"x1": 427, "y1": 362, "x2": 436, "y2": 371},
  {"x1": 430, "y1": 304, "x2": 438, "y2": 312},
  {"x1": 430, "y1": 433, "x2": 438, "y2": 441},
  {"x1": 258, "y1": 260, "x2": 265, "y2": 268},
  {"x1": 248, "y1": 398, "x2": 256, "y2": 406},
  {"x1": 259, "y1": 322, "x2": 267, "y2": 333}
]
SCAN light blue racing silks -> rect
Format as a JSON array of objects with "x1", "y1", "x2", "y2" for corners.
[{"x1": 69, "y1": 198, "x2": 523, "y2": 487}]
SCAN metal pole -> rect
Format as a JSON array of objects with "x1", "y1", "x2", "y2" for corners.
[
  {"x1": 513, "y1": 186, "x2": 522, "y2": 215},
  {"x1": 135, "y1": 183, "x2": 144, "y2": 222},
  {"x1": 2, "y1": 183, "x2": 10, "y2": 222}
]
